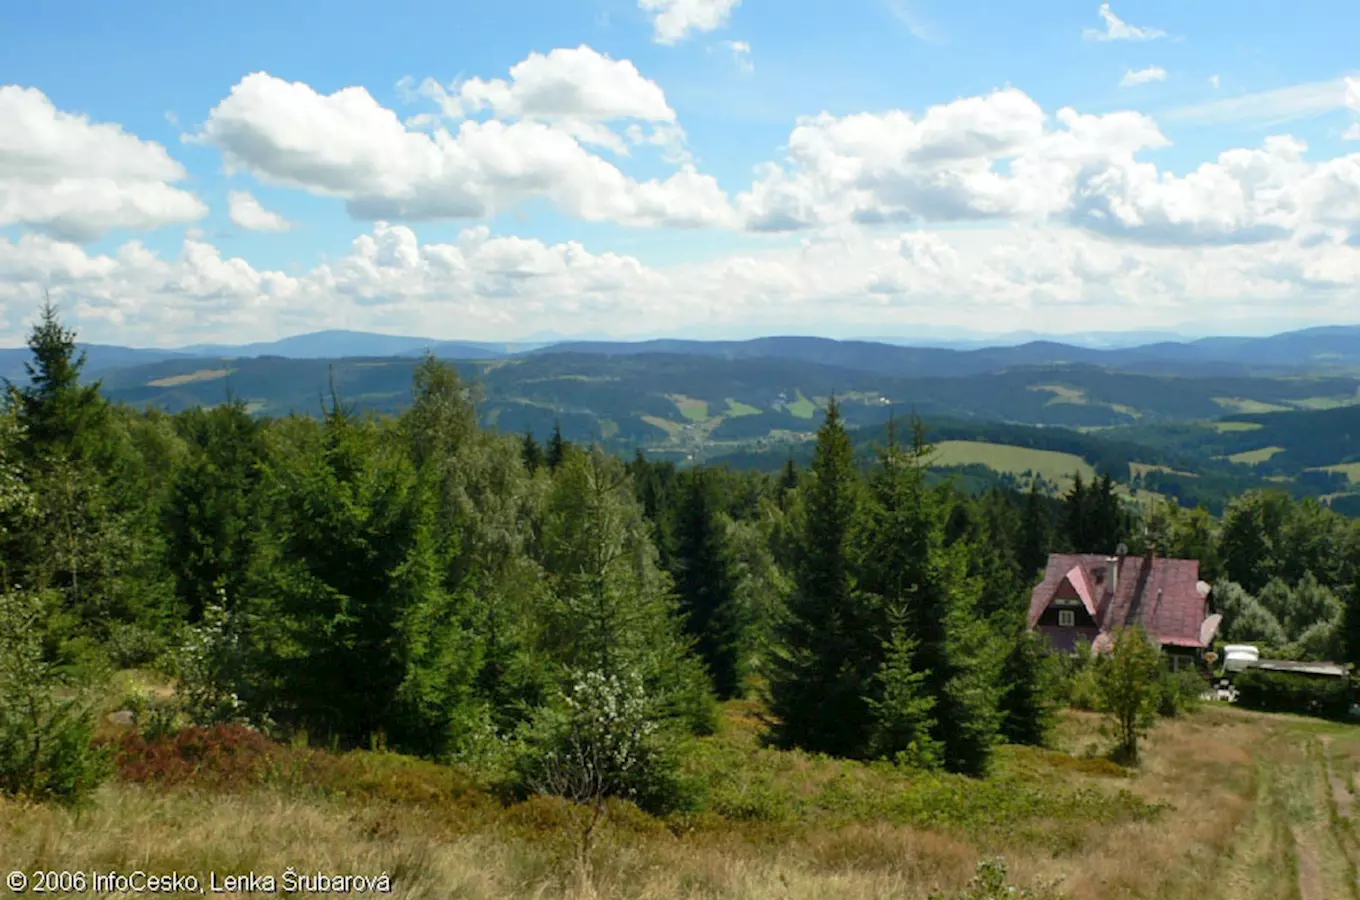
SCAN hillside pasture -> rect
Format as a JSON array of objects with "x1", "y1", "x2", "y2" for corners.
[
  {"x1": 929, "y1": 441, "x2": 1096, "y2": 487},
  {"x1": 1225, "y1": 446, "x2": 1286, "y2": 465},
  {"x1": 146, "y1": 368, "x2": 234, "y2": 388},
  {"x1": 1213, "y1": 397, "x2": 1293, "y2": 414},
  {"x1": 1212, "y1": 421, "x2": 1264, "y2": 433},
  {"x1": 1309, "y1": 462, "x2": 1360, "y2": 484},
  {"x1": 786, "y1": 390, "x2": 818, "y2": 419},
  {"x1": 725, "y1": 398, "x2": 762, "y2": 417},
  {"x1": 669, "y1": 394, "x2": 710, "y2": 422}
]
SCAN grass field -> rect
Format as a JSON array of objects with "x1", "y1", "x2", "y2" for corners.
[
  {"x1": 7, "y1": 692, "x2": 1360, "y2": 900},
  {"x1": 642, "y1": 415, "x2": 683, "y2": 439},
  {"x1": 786, "y1": 390, "x2": 817, "y2": 419},
  {"x1": 1212, "y1": 398, "x2": 1293, "y2": 414},
  {"x1": 146, "y1": 368, "x2": 234, "y2": 388},
  {"x1": 1289, "y1": 396, "x2": 1360, "y2": 410},
  {"x1": 1130, "y1": 463, "x2": 1198, "y2": 479},
  {"x1": 668, "y1": 395, "x2": 710, "y2": 422},
  {"x1": 1310, "y1": 462, "x2": 1360, "y2": 484},
  {"x1": 931, "y1": 441, "x2": 1096, "y2": 487},
  {"x1": 724, "y1": 398, "x2": 762, "y2": 417},
  {"x1": 1212, "y1": 421, "x2": 1265, "y2": 433},
  {"x1": 1226, "y1": 446, "x2": 1286, "y2": 465}
]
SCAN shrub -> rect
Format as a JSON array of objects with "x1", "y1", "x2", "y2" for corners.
[
  {"x1": 104, "y1": 621, "x2": 170, "y2": 669},
  {"x1": 1233, "y1": 669, "x2": 1353, "y2": 720},
  {"x1": 508, "y1": 668, "x2": 696, "y2": 816},
  {"x1": 171, "y1": 597, "x2": 252, "y2": 727},
  {"x1": 1094, "y1": 627, "x2": 1162, "y2": 764},
  {"x1": 108, "y1": 723, "x2": 280, "y2": 787},
  {"x1": 1157, "y1": 666, "x2": 1206, "y2": 718},
  {"x1": 0, "y1": 590, "x2": 110, "y2": 805}
]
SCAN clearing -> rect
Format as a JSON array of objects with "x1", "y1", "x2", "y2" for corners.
[
  {"x1": 724, "y1": 398, "x2": 762, "y2": 417},
  {"x1": 1130, "y1": 463, "x2": 1198, "y2": 479},
  {"x1": 931, "y1": 440, "x2": 1096, "y2": 487},
  {"x1": 1212, "y1": 421, "x2": 1265, "y2": 433},
  {"x1": 1225, "y1": 446, "x2": 1286, "y2": 466},
  {"x1": 786, "y1": 390, "x2": 818, "y2": 419},
  {"x1": 7, "y1": 698, "x2": 1360, "y2": 899},
  {"x1": 668, "y1": 395, "x2": 710, "y2": 422},
  {"x1": 1309, "y1": 462, "x2": 1360, "y2": 485},
  {"x1": 146, "y1": 368, "x2": 234, "y2": 388},
  {"x1": 1212, "y1": 398, "x2": 1293, "y2": 414}
]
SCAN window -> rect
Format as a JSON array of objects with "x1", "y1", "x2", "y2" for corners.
[{"x1": 1058, "y1": 610, "x2": 1075, "y2": 627}]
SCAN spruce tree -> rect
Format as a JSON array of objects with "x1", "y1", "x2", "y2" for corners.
[
  {"x1": 1063, "y1": 472, "x2": 1089, "y2": 551},
  {"x1": 672, "y1": 470, "x2": 748, "y2": 699},
  {"x1": 860, "y1": 418, "x2": 1000, "y2": 775},
  {"x1": 546, "y1": 420, "x2": 567, "y2": 471},
  {"x1": 164, "y1": 401, "x2": 266, "y2": 622},
  {"x1": 996, "y1": 613, "x2": 1058, "y2": 746},
  {"x1": 767, "y1": 398, "x2": 869, "y2": 756},
  {"x1": 521, "y1": 431, "x2": 544, "y2": 474},
  {"x1": 1017, "y1": 478, "x2": 1052, "y2": 568}
]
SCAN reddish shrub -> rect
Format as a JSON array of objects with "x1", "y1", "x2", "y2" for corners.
[{"x1": 105, "y1": 724, "x2": 291, "y2": 788}]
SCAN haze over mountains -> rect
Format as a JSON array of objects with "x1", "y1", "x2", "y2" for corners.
[{"x1": 7, "y1": 323, "x2": 1360, "y2": 384}]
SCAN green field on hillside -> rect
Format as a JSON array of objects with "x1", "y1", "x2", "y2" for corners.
[
  {"x1": 724, "y1": 398, "x2": 761, "y2": 417},
  {"x1": 930, "y1": 440, "x2": 1096, "y2": 486},
  {"x1": 1227, "y1": 446, "x2": 1286, "y2": 465},
  {"x1": 786, "y1": 390, "x2": 817, "y2": 419}
]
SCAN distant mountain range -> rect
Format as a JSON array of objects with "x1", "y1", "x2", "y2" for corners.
[{"x1": 4, "y1": 324, "x2": 1360, "y2": 384}]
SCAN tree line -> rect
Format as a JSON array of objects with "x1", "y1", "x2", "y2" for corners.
[{"x1": 3, "y1": 303, "x2": 1360, "y2": 807}]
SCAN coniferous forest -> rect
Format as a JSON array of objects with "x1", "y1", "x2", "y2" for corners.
[{"x1": 6, "y1": 305, "x2": 1360, "y2": 898}]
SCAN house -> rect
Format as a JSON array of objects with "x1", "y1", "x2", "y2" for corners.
[{"x1": 1027, "y1": 546, "x2": 1221, "y2": 670}]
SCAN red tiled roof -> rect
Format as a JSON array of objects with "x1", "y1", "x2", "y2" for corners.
[{"x1": 1028, "y1": 552, "x2": 1213, "y2": 649}]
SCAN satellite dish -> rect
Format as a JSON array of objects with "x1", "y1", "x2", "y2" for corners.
[
  {"x1": 1196, "y1": 581, "x2": 1211, "y2": 598},
  {"x1": 1116, "y1": 542, "x2": 1128, "y2": 556}
]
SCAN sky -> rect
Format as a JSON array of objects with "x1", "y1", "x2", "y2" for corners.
[{"x1": 1, "y1": 0, "x2": 1359, "y2": 348}]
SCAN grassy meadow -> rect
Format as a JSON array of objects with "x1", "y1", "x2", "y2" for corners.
[{"x1": 5, "y1": 682, "x2": 1358, "y2": 900}]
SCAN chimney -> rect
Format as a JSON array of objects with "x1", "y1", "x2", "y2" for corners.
[{"x1": 1105, "y1": 556, "x2": 1119, "y2": 598}]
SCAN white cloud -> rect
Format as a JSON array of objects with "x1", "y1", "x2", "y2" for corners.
[
  {"x1": 723, "y1": 40, "x2": 754, "y2": 74},
  {"x1": 1082, "y1": 3, "x2": 1167, "y2": 42},
  {"x1": 192, "y1": 72, "x2": 733, "y2": 229},
  {"x1": 1209, "y1": 74, "x2": 1220, "y2": 89},
  {"x1": 3, "y1": 221, "x2": 1358, "y2": 346},
  {"x1": 884, "y1": 1, "x2": 945, "y2": 44},
  {"x1": 1120, "y1": 66, "x2": 1167, "y2": 87},
  {"x1": 1167, "y1": 78, "x2": 1351, "y2": 127},
  {"x1": 0, "y1": 85, "x2": 206, "y2": 241},
  {"x1": 1346, "y1": 78, "x2": 1360, "y2": 140},
  {"x1": 737, "y1": 86, "x2": 1360, "y2": 248},
  {"x1": 409, "y1": 46, "x2": 675, "y2": 124},
  {"x1": 639, "y1": 0, "x2": 741, "y2": 45},
  {"x1": 227, "y1": 190, "x2": 292, "y2": 232}
]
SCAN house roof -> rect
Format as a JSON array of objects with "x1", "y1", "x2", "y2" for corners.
[{"x1": 1028, "y1": 552, "x2": 1215, "y2": 650}]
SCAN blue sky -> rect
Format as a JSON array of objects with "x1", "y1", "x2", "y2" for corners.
[{"x1": 1, "y1": 0, "x2": 1358, "y2": 346}]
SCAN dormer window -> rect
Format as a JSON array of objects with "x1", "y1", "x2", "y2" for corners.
[{"x1": 1058, "y1": 610, "x2": 1075, "y2": 627}]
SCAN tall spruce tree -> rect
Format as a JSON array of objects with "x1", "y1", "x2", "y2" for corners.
[
  {"x1": 869, "y1": 419, "x2": 1001, "y2": 775},
  {"x1": 672, "y1": 470, "x2": 748, "y2": 699},
  {"x1": 521, "y1": 431, "x2": 544, "y2": 474},
  {"x1": 1018, "y1": 480, "x2": 1051, "y2": 579},
  {"x1": 546, "y1": 420, "x2": 567, "y2": 472},
  {"x1": 767, "y1": 398, "x2": 870, "y2": 756},
  {"x1": 164, "y1": 401, "x2": 266, "y2": 622}
]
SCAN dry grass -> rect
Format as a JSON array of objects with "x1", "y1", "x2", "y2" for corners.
[{"x1": 4, "y1": 700, "x2": 1360, "y2": 899}]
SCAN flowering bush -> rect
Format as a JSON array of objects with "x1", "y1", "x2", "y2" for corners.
[{"x1": 509, "y1": 667, "x2": 691, "y2": 815}]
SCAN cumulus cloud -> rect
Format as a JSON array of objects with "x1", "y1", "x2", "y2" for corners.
[
  {"x1": 3, "y1": 221, "x2": 1358, "y2": 346},
  {"x1": 1082, "y1": 3, "x2": 1166, "y2": 42},
  {"x1": 192, "y1": 72, "x2": 733, "y2": 228},
  {"x1": 0, "y1": 85, "x2": 206, "y2": 241},
  {"x1": 639, "y1": 0, "x2": 741, "y2": 44},
  {"x1": 1121, "y1": 66, "x2": 1167, "y2": 87},
  {"x1": 737, "y1": 86, "x2": 1360, "y2": 247},
  {"x1": 227, "y1": 190, "x2": 291, "y2": 231}
]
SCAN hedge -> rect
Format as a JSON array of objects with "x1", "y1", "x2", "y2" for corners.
[{"x1": 1233, "y1": 668, "x2": 1354, "y2": 720}]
